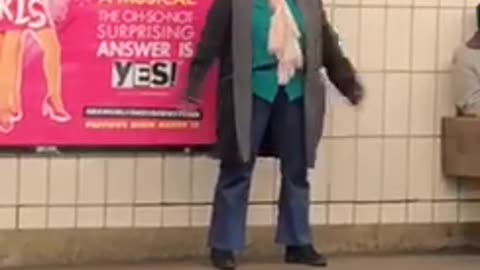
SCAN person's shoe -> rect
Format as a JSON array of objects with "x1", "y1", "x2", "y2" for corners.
[
  {"x1": 285, "y1": 245, "x2": 328, "y2": 267},
  {"x1": 42, "y1": 96, "x2": 71, "y2": 123},
  {"x1": 0, "y1": 118, "x2": 13, "y2": 134},
  {"x1": 10, "y1": 110, "x2": 23, "y2": 123},
  {"x1": 210, "y1": 248, "x2": 236, "y2": 270},
  {"x1": 0, "y1": 111, "x2": 14, "y2": 134}
]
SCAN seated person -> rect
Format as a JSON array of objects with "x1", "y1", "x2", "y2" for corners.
[{"x1": 452, "y1": 3, "x2": 480, "y2": 116}]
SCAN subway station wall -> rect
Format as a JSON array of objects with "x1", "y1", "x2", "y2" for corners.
[{"x1": 0, "y1": 0, "x2": 479, "y2": 230}]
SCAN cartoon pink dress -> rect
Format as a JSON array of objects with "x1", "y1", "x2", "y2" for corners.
[{"x1": 0, "y1": 0, "x2": 53, "y2": 31}]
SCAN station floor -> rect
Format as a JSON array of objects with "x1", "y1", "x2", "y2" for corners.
[{"x1": 23, "y1": 255, "x2": 480, "y2": 270}]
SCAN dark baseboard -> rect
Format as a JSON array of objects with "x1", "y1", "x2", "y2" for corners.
[{"x1": 0, "y1": 224, "x2": 479, "y2": 268}]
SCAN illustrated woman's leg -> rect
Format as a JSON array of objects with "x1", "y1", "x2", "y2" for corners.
[
  {"x1": 10, "y1": 31, "x2": 25, "y2": 122},
  {"x1": 35, "y1": 28, "x2": 70, "y2": 122},
  {"x1": 0, "y1": 31, "x2": 22, "y2": 133},
  {"x1": 0, "y1": 32, "x2": 4, "y2": 52},
  {"x1": 0, "y1": 32, "x2": 8, "y2": 132}
]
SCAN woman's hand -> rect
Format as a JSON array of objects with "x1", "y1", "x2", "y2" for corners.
[
  {"x1": 345, "y1": 83, "x2": 364, "y2": 106},
  {"x1": 179, "y1": 96, "x2": 201, "y2": 111}
]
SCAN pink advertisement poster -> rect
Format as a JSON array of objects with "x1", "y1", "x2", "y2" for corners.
[{"x1": 0, "y1": 0, "x2": 217, "y2": 147}]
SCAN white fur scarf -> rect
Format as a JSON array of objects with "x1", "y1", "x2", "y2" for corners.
[{"x1": 268, "y1": 0, "x2": 303, "y2": 85}]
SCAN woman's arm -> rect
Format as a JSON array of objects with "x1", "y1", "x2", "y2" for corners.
[
  {"x1": 184, "y1": 0, "x2": 232, "y2": 103},
  {"x1": 320, "y1": 5, "x2": 363, "y2": 105}
]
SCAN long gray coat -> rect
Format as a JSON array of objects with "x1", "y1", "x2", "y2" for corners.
[{"x1": 186, "y1": 0, "x2": 360, "y2": 168}]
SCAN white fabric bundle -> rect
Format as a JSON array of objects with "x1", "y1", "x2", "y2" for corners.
[{"x1": 268, "y1": 0, "x2": 304, "y2": 85}]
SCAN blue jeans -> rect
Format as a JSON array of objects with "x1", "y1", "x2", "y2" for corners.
[{"x1": 208, "y1": 88, "x2": 311, "y2": 251}]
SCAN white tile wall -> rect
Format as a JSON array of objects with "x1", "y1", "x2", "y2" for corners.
[
  {"x1": 460, "y1": 202, "x2": 480, "y2": 222},
  {"x1": 329, "y1": 204, "x2": 354, "y2": 225},
  {"x1": 0, "y1": 0, "x2": 477, "y2": 230},
  {"x1": 19, "y1": 207, "x2": 46, "y2": 229},
  {"x1": 437, "y1": 9, "x2": 464, "y2": 71},
  {"x1": 408, "y1": 138, "x2": 435, "y2": 200},
  {"x1": 355, "y1": 204, "x2": 380, "y2": 224},
  {"x1": 311, "y1": 141, "x2": 330, "y2": 202},
  {"x1": 19, "y1": 157, "x2": 48, "y2": 205},
  {"x1": 251, "y1": 159, "x2": 276, "y2": 202},
  {"x1": 106, "y1": 157, "x2": 135, "y2": 204},
  {"x1": 386, "y1": 8, "x2": 412, "y2": 70},
  {"x1": 78, "y1": 157, "x2": 106, "y2": 204},
  {"x1": 106, "y1": 206, "x2": 133, "y2": 228},
  {"x1": 135, "y1": 156, "x2": 163, "y2": 203},
  {"x1": 408, "y1": 202, "x2": 433, "y2": 223},
  {"x1": 311, "y1": 205, "x2": 327, "y2": 225},
  {"x1": 410, "y1": 74, "x2": 436, "y2": 135},
  {"x1": 435, "y1": 74, "x2": 456, "y2": 134},
  {"x1": 384, "y1": 73, "x2": 410, "y2": 135},
  {"x1": 329, "y1": 139, "x2": 356, "y2": 201},
  {"x1": 0, "y1": 157, "x2": 17, "y2": 206},
  {"x1": 135, "y1": 207, "x2": 162, "y2": 227},
  {"x1": 356, "y1": 139, "x2": 382, "y2": 201},
  {"x1": 381, "y1": 203, "x2": 407, "y2": 224},
  {"x1": 49, "y1": 158, "x2": 76, "y2": 205},
  {"x1": 48, "y1": 207, "x2": 76, "y2": 229},
  {"x1": 383, "y1": 138, "x2": 409, "y2": 200},
  {"x1": 77, "y1": 207, "x2": 104, "y2": 228},
  {"x1": 357, "y1": 73, "x2": 384, "y2": 135},
  {"x1": 359, "y1": 8, "x2": 386, "y2": 71},
  {"x1": 434, "y1": 202, "x2": 458, "y2": 223},
  {"x1": 0, "y1": 208, "x2": 16, "y2": 229},
  {"x1": 191, "y1": 206, "x2": 211, "y2": 227},
  {"x1": 163, "y1": 157, "x2": 191, "y2": 203},
  {"x1": 412, "y1": 8, "x2": 438, "y2": 71},
  {"x1": 248, "y1": 205, "x2": 275, "y2": 226},
  {"x1": 163, "y1": 206, "x2": 190, "y2": 227}
]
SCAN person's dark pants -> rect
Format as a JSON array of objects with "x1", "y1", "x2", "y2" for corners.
[{"x1": 208, "y1": 88, "x2": 311, "y2": 251}]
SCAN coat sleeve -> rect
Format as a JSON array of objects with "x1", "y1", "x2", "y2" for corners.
[
  {"x1": 184, "y1": 0, "x2": 232, "y2": 102},
  {"x1": 320, "y1": 4, "x2": 362, "y2": 99}
]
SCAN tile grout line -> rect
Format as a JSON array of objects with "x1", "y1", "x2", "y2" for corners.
[
  {"x1": 15, "y1": 155, "x2": 20, "y2": 230},
  {"x1": 188, "y1": 154, "x2": 194, "y2": 227},
  {"x1": 455, "y1": 0, "x2": 469, "y2": 224},
  {"x1": 325, "y1": 3, "x2": 337, "y2": 226},
  {"x1": 351, "y1": 2, "x2": 365, "y2": 226},
  {"x1": 74, "y1": 155, "x2": 80, "y2": 229},
  {"x1": 378, "y1": 0, "x2": 392, "y2": 224},
  {"x1": 4, "y1": 198, "x2": 480, "y2": 210},
  {"x1": 160, "y1": 154, "x2": 166, "y2": 227},
  {"x1": 132, "y1": 154, "x2": 139, "y2": 228},
  {"x1": 429, "y1": 0, "x2": 442, "y2": 225},
  {"x1": 404, "y1": 0, "x2": 421, "y2": 223},
  {"x1": 45, "y1": 157, "x2": 51, "y2": 229},
  {"x1": 102, "y1": 158, "x2": 108, "y2": 229}
]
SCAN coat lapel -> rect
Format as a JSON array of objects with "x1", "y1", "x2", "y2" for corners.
[
  {"x1": 297, "y1": 0, "x2": 326, "y2": 166},
  {"x1": 232, "y1": 0, "x2": 253, "y2": 162},
  {"x1": 297, "y1": 0, "x2": 321, "y2": 69}
]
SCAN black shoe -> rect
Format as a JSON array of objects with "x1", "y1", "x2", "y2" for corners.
[
  {"x1": 210, "y1": 248, "x2": 236, "y2": 270},
  {"x1": 285, "y1": 245, "x2": 328, "y2": 267}
]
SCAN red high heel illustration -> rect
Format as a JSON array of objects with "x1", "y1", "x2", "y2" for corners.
[
  {"x1": 0, "y1": 110, "x2": 14, "y2": 134},
  {"x1": 0, "y1": 121, "x2": 13, "y2": 134},
  {"x1": 10, "y1": 110, "x2": 23, "y2": 123},
  {"x1": 42, "y1": 96, "x2": 71, "y2": 123},
  {"x1": 10, "y1": 79, "x2": 23, "y2": 123}
]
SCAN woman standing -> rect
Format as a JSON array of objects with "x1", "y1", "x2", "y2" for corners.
[
  {"x1": 0, "y1": 0, "x2": 71, "y2": 133},
  {"x1": 184, "y1": 0, "x2": 363, "y2": 269}
]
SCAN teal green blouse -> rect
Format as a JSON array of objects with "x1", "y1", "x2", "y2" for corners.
[{"x1": 251, "y1": 0, "x2": 306, "y2": 103}]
